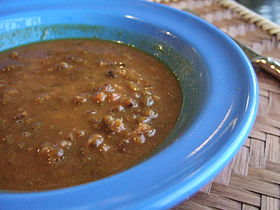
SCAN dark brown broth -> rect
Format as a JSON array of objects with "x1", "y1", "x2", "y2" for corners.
[{"x1": 0, "y1": 39, "x2": 182, "y2": 191}]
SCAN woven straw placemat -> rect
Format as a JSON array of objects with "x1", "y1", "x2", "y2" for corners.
[{"x1": 150, "y1": 0, "x2": 280, "y2": 209}]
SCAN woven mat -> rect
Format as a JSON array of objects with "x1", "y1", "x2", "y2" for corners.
[{"x1": 150, "y1": 0, "x2": 280, "y2": 209}]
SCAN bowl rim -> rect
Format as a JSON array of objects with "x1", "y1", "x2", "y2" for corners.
[{"x1": 0, "y1": 0, "x2": 259, "y2": 209}]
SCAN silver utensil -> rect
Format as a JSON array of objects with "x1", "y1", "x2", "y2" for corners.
[{"x1": 236, "y1": 42, "x2": 280, "y2": 81}]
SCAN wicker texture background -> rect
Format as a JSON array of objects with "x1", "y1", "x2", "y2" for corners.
[{"x1": 150, "y1": 0, "x2": 280, "y2": 209}]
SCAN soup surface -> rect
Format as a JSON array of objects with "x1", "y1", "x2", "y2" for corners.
[{"x1": 0, "y1": 39, "x2": 182, "y2": 191}]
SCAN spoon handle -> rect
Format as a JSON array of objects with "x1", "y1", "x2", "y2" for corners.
[{"x1": 253, "y1": 57, "x2": 280, "y2": 81}]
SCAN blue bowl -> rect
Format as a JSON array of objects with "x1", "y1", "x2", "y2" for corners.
[{"x1": 0, "y1": 0, "x2": 258, "y2": 209}]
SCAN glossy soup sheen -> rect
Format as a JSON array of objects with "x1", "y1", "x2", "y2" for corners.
[{"x1": 0, "y1": 39, "x2": 182, "y2": 191}]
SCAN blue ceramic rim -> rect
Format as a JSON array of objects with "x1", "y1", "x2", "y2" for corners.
[{"x1": 0, "y1": 0, "x2": 259, "y2": 209}]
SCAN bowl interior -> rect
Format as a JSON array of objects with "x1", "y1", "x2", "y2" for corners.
[{"x1": 0, "y1": 24, "x2": 206, "y2": 152}]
